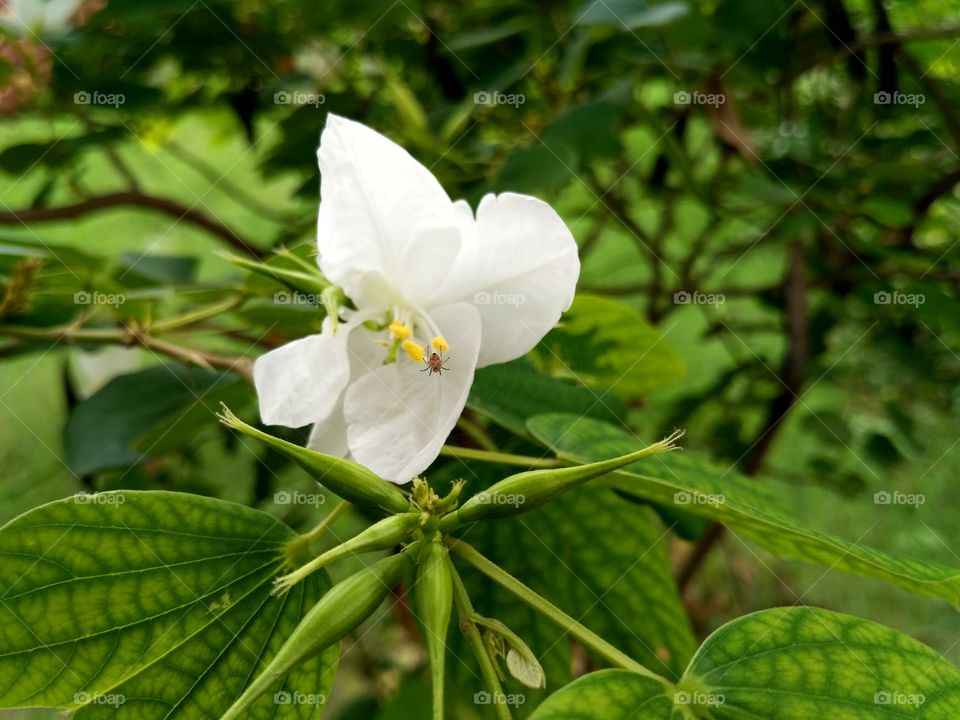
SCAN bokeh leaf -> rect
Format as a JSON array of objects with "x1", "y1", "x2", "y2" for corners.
[
  {"x1": 533, "y1": 295, "x2": 684, "y2": 400},
  {"x1": 528, "y1": 414, "x2": 960, "y2": 604},
  {"x1": 468, "y1": 358, "x2": 625, "y2": 436},
  {"x1": 65, "y1": 364, "x2": 240, "y2": 475}
]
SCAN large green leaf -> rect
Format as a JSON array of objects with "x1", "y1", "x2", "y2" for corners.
[
  {"x1": 0, "y1": 491, "x2": 337, "y2": 719},
  {"x1": 527, "y1": 414, "x2": 960, "y2": 605},
  {"x1": 533, "y1": 295, "x2": 684, "y2": 401},
  {"x1": 456, "y1": 484, "x2": 694, "y2": 716},
  {"x1": 530, "y1": 607, "x2": 960, "y2": 718}
]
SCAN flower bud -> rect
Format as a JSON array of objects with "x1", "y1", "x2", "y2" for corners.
[
  {"x1": 274, "y1": 512, "x2": 422, "y2": 594},
  {"x1": 220, "y1": 547, "x2": 415, "y2": 720},
  {"x1": 416, "y1": 537, "x2": 453, "y2": 720},
  {"x1": 441, "y1": 430, "x2": 684, "y2": 529},
  {"x1": 218, "y1": 405, "x2": 411, "y2": 514}
]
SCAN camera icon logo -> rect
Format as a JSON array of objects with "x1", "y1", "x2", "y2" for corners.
[
  {"x1": 873, "y1": 91, "x2": 892, "y2": 105},
  {"x1": 74, "y1": 291, "x2": 91, "y2": 304},
  {"x1": 274, "y1": 691, "x2": 291, "y2": 705},
  {"x1": 474, "y1": 691, "x2": 492, "y2": 705},
  {"x1": 274, "y1": 91, "x2": 291, "y2": 105},
  {"x1": 474, "y1": 91, "x2": 492, "y2": 105},
  {"x1": 874, "y1": 691, "x2": 891, "y2": 705},
  {"x1": 873, "y1": 290, "x2": 891, "y2": 304},
  {"x1": 673, "y1": 290, "x2": 691, "y2": 304},
  {"x1": 673, "y1": 91, "x2": 691, "y2": 105},
  {"x1": 874, "y1": 491, "x2": 891, "y2": 505},
  {"x1": 73, "y1": 91, "x2": 91, "y2": 105}
]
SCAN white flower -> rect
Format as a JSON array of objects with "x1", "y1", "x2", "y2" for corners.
[
  {"x1": 1, "y1": 0, "x2": 81, "y2": 36},
  {"x1": 254, "y1": 114, "x2": 579, "y2": 483}
]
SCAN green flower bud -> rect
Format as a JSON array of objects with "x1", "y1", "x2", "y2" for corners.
[
  {"x1": 274, "y1": 512, "x2": 422, "y2": 594},
  {"x1": 441, "y1": 430, "x2": 684, "y2": 529},
  {"x1": 416, "y1": 537, "x2": 454, "y2": 720},
  {"x1": 218, "y1": 405, "x2": 411, "y2": 515},
  {"x1": 220, "y1": 547, "x2": 415, "y2": 720}
]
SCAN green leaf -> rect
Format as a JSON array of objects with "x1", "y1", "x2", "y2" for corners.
[
  {"x1": 574, "y1": 0, "x2": 689, "y2": 30},
  {"x1": 533, "y1": 295, "x2": 684, "y2": 401},
  {"x1": 65, "y1": 364, "x2": 240, "y2": 475},
  {"x1": 117, "y1": 252, "x2": 200, "y2": 286},
  {"x1": 528, "y1": 414, "x2": 960, "y2": 605},
  {"x1": 529, "y1": 670, "x2": 671, "y2": 718},
  {"x1": 0, "y1": 490, "x2": 337, "y2": 718},
  {"x1": 456, "y1": 484, "x2": 694, "y2": 714},
  {"x1": 468, "y1": 358, "x2": 626, "y2": 437},
  {"x1": 530, "y1": 607, "x2": 960, "y2": 719}
]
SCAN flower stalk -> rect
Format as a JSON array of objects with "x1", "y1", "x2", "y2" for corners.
[
  {"x1": 450, "y1": 563, "x2": 513, "y2": 720},
  {"x1": 275, "y1": 512, "x2": 422, "y2": 595},
  {"x1": 416, "y1": 536, "x2": 454, "y2": 720},
  {"x1": 446, "y1": 538, "x2": 668, "y2": 684}
]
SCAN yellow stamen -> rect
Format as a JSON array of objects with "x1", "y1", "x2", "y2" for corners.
[
  {"x1": 402, "y1": 340, "x2": 425, "y2": 363},
  {"x1": 389, "y1": 321, "x2": 412, "y2": 340},
  {"x1": 432, "y1": 335, "x2": 449, "y2": 352}
]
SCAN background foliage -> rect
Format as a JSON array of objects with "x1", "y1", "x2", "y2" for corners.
[{"x1": 1, "y1": 0, "x2": 959, "y2": 717}]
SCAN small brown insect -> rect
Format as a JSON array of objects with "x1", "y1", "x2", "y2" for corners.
[{"x1": 421, "y1": 351, "x2": 451, "y2": 376}]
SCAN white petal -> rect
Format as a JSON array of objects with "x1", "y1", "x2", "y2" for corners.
[
  {"x1": 316, "y1": 114, "x2": 460, "y2": 303},
  {"x1": 253, "y1": 321, "x2": 349, "y2": 428},
  {"x1": 343, "y1": 303, "x2": 481, "y2": 483},
  {"x1": 307, "y1": 398, "x2": 349, "y2": 457},
  {"x1": 306, "y1": 316, "x2": 390, "y2": 453},
  {"x1": 435, "y1": 192, "x2": 580, "y2": 367}
]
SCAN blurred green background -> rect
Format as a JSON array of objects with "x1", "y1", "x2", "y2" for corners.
[{"x1": 1, "y1": 0, "x2": 959, "y2": 717}]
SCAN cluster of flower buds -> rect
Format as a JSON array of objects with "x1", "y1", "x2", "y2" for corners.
[{"x1": 219, "y1": 406, "x2": 683, "y2": 719}]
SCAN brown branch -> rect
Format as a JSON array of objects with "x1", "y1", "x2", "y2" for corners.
[
  {"x1": 0, "y1": 191, "x2": 264, "y2": 258},
  {"x1": 0, "y1": 320, "x2": 254, "y2": 382}
]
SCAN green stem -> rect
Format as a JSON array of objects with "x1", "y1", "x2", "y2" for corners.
[
  {"x1": 286, "y1": 500, "x2": 350, "y2": 564},
  {"x1": 449, "y1": 560, "x2": 512, "y2": 720},
  {"x1": 150, "y1": 295, "x2": 245, "y2": 332},
  {"x1": 455, "y1": 414, "x2": 498, "y2": 452},
  {"x1": 447, "y1": 538, "x2": 667, "y2": 683},
  {"x1": 440, "y1": 445, "x2": 563, "y2": 469}
]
